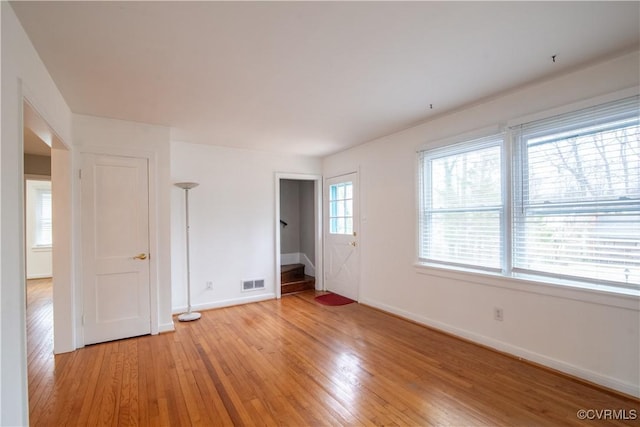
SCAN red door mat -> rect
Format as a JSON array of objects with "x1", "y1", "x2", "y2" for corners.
[{"x1": 314, "y1": 293, "x2": 355, "y2": 306}]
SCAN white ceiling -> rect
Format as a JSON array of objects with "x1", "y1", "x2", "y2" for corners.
[{"x1": 11, "y1": 1, "x2": 640, "y2": 157}]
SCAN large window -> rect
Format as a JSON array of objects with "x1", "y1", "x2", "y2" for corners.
[
  {"x1": 513, "y1": 97, "x2": 639, "y2": 285},
  {"x1": 418, "y1": 95, "x2": 639, "y2": 290},
  {"x1": 419, "y1": 137, "x2": 503, "y2": 270}
]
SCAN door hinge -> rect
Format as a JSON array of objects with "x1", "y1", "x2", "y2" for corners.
[
  {"x1": 79, "y1": 169, "x2": 82, "y2": 179},
  {"x1": 82, "y1": 314, "x2": 85, "y2": 325}
]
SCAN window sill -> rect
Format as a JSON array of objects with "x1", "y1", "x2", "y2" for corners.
[
  {"x1": 414, "y1": 262, "x2": 639, "y2": 311},
  {"x1": 32, "y1": 245, "x2": 52, "y2": 252}
]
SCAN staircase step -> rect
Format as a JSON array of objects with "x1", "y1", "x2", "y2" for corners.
[
  {"x1": 282, "y1": 275, "x2": 315, "y2": 295},
  {"x1": 281, "y1": 263, "x2": 305, "y2": 284},
  {"x1": 281, "y1": 263, "x2": 305, "y2": 274}
]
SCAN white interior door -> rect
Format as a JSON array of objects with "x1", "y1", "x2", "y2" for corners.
[
  {"x1": 324, "y1": 173, "x2": 359, "y2": 300},
  {"x1": 81, "y1": 153, "x2": 151, "y2": 345}
]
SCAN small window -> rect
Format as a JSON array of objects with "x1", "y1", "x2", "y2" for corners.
[
  {"x1": 329, "y1": 182, "x2": 353, "y2": 234},
  {"x1": 35, "y1": 186, "x2": 52, "y2": 247}
]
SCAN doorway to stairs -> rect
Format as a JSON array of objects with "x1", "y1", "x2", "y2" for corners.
[{"x1": 275, "y1": 173, "x2": 323, "y2": 298}]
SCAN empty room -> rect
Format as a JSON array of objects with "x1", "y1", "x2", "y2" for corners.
[{"x1": 1, "y1": 1, "x2": 639, "y2": 425}]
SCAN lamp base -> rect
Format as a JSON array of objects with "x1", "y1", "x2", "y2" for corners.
[{"x1": 178, "y1": 311, "x2": 201, "y2": 322}]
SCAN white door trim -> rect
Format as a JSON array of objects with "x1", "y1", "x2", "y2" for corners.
[
  {"x1": 22, "y1": 95, "x2": 76, "y2": 354},
  {"x1": 75, "y1": 146, "x2": 160, "y2": 346},
  {"x1": 274, "y1": 173, "x2": 323, "y2": 299}
]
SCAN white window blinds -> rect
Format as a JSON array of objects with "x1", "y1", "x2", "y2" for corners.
[
  {"x1": 419, "y1": 136, "x2": 504, "y2": 270},
  {"x1": 512, "y1": 95, "x2": 639, "y2": 286},
  {"x1": 35, "y1": 188, "x2": 52, "y2": 247}
]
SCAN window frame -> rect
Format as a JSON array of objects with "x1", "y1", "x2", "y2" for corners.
[
  {"x1": 34, "y1": 185, "x2": 53, "y2": 249},
  {"x1": 511, "y1": 97, "x2": 639, "y2": 288},
  {"x1": 328, "y1": 181, "x2": 354, "y2": 235},
  {"x1": 417, "y1": 93, "x2": 640, "y2": 293},
  {"x1": 418, "y1": 135, "x2": 505, "y2": 272}
]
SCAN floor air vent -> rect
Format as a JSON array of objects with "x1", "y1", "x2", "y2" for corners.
[{"x1": 242, "y1": 279, "x2": 265, "y2": 292}]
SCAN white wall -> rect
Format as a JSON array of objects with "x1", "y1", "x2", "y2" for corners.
[
  {"x1": 25, "y1": 179, "x2": 52, "y2": 279},
  {"x1": 73, "y1": 114, "x2": 174, "y2": 335},
  {"x1": 323, "y1": 50, "x2": 640, "y2": 397},
  {"x1": 280, "y1": 179, "x2": 301, "y2": 254},
  {"x1": 299, "y1": 180, "x2": 315, "y2": 265},
  {"x1": 171, "y1": 141, "x2": 322, "y2": 312},
  {"x1": 51, "y1": 145, "x2": 74, "y2": 354},
  {"x1": 1, "y1": 3, "x2": 73, "y2": 425}
]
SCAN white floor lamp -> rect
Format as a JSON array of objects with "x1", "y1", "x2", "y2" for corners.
[{"x1": 175, "y1": 182, "x2": 201, "y2": 322}]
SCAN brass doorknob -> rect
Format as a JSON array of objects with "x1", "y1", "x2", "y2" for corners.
[
  {"x1": 349, "y1": 241, "x2": 357, "y2": 247},
  {"x1": 133, "y1": 253, "x2": 147, "y2": 260}
]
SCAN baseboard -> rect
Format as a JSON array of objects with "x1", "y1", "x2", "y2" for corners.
[
  {"x1": 301, "y1": 253, "x2": 316, "y2": 277},
  {"x1": 172, "y1": 292, "x2": 276, "y2": 315},
  {"x1": 281, "y1": 253, "x2": 300, "y2": 265},
  {"x1": 26, "y1": 274, "x2": 52, "y2": 280},
  {"x1": 158, "y1": 321, "x2": 175, "y2": 333},
  {"x1": 360, "y1": 297, "x2": 640, "y2": 399}
]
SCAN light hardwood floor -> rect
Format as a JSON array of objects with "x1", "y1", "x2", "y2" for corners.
[{"x1": 27, "y1": 279, "x2": 638, "y2": 426}]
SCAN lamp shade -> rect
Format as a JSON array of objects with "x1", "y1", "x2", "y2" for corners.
[{"x1": 174, "y1": 182, "x2": 199, "y2": 190}]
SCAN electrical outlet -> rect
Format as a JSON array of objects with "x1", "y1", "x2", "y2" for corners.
[
  {"x1": 206, "y1": 281, "x2": 213, "y2": 290},
  {"x1": 494, "y1": 307, "x2": 504, "y2": 321}
]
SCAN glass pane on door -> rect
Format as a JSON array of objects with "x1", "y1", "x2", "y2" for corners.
[{"x1": 329, "y1": 182, "x2": 353, "y2": 234}]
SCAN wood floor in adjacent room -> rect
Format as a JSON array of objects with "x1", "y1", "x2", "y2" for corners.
[{"x1": 28, "y1": 279, "x2": 638, "y2": 426}]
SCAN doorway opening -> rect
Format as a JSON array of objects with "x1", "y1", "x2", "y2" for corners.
[
  {"x1": 23, "y1": 99, "x2": 73, "y2": 412},
  {"x1": 275, "y1": 173, "x2": 323, "y2": 298},
  {"x1": 24, "y1": 110, "x2": 54, "y2": 397}
]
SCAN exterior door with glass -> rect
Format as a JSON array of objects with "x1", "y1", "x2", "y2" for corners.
[{"x1": 324, "y1": 173, "x2": 359, "y2": 300}]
